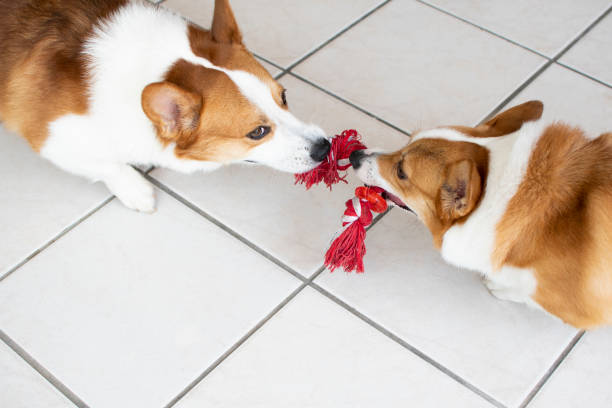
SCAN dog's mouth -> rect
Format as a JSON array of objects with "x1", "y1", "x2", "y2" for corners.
[
  {"x1": 363, "y1": 184, "x2": 414, "y2": 214},
  {"x1": 381, "y1": 190, "x2": 414, "y2": 214}
]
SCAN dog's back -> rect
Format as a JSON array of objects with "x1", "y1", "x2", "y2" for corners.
[
  {"x1": 494, "y1": 126, "x2": 612, "y2": 328},
  {"x1": 0, "y1": 0, "x2": 127, "y2": 149}
]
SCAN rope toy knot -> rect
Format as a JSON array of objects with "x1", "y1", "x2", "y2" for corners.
[
  {"x1": 294, "y1": 130, "x2": 388, "y2": 273},
  {"x1": 294, "y1": 129, "x2": 366, "y2": 190},
  {"x1": 325, "y1": 186, "x2": 387, "y2": 273}
]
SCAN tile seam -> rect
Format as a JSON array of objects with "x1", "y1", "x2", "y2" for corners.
[
  {"x1": 0, "y1": 329, "x2": 90, "y2": 408},
  {"x1": 145, "y1": 174, "x2": 310, "y2": 283},
  {"x1": 307, "y1": 282, "x2": 507, "y2": 408},
  {"x1": 479, "y1": 4, "x2": 612, "y2": 123},
  {"x1": 519, "y1": 330, "x2": 586, "y2": 408},
  {"x1": 0, "y1": 196, "x2": 114, "y2": 283}
]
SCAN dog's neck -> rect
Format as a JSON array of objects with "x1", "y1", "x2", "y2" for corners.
[{"x1": 438, "y1": 120, "x2": 547, "y2": 275}]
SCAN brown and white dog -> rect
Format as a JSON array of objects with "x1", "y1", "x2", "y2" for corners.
[
  {"x1": 0, "y1": 0, "x2": 330, "y2": 212},
  {"x1": 351, "y1": 101, "x2": 612, "y2": 328}
]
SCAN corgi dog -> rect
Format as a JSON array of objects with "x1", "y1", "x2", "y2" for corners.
[
  {"x1": 0, "y1": 0, "x2": 330, "y2": 212},
  {"x1": 350, "y1": 101, "x2": 612, "y2": 328}
]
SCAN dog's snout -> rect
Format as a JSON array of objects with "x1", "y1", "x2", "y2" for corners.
[
  {"x1": 349, "y1": 149, "x2": 366, "y2": 169},
  {"x1": 310, "y1": 138, "x2": 331, "y2": 162}
]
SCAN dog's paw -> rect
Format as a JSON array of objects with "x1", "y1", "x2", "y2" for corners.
[
  {"x1": 116, "y1": 184, "x2": 156, "y2": 213},
  {"x1": 482, "y1": 276, "x2": 526, "y2": 303},
  {"x1": 105, "y1": 166, "x2": 156, "y2": 213}
]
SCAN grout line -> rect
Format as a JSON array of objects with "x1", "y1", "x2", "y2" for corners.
[
  {"x1": 307, "y1": 282, "x2": 507, "y2": 408},
  {"x1": 552, "y1": 4, "x2": 612, "y2": 62},
  {"x1": 283, "y1": 0, "x2": 392, "y2": 73},
  {"x1": 416, "y1": 0, "x2": 549, "y2": 59},
  {"x1": 287, "y1": 71, "x2": 412, "y2": 137},
  {"x1": 274, "y1": 69, "x2": 289, "y2": 80},
  {"x1": 156, "y1": 170, "x2": 396, "y2": 406},
  {"x1": 478, "y1": 4, "x2": 612, "y2": 124},
  {"x1": 165, "y1": 199, "x2": 393, "y2": 408},
  {"x1": 307, "y1": 264, "x2": 327, "y2": 282},
  {"x1": 0, "y1": 330, "x2": 90, "y2": 408},
  {"x1": 144, "y1": 174, "x2": 309, "y2": 283},
  {"x1": 555, "y1": 61, "x2": 612, "y2": 90},
  {"x1": 519, "y1": 330, "x2": 586, "y2": 408},
  {"x1": 0, "y1": 196, "x2": 114, "y2": 283},
  {"x1": 477, "y1": 60, "x2": 552, "y2": 125},
  {"x1": 163, "y1": 282, "x2": 309, "y2": 408}
]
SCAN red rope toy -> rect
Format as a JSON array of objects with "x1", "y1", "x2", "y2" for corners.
[{"x1": 294, "y1": 130, "x2": 387, "y2": 273}]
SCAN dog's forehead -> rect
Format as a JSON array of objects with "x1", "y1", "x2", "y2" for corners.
[
  {"x1": 403, "y1": 139, "x2": 449, "y2": 163},
  {"x1": 214, "y1": 47, "x2": 279, "y2": 91}
]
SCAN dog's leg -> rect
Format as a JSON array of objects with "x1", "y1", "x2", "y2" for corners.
[{"x1": 482, "y1": 266, "x2": 540, "y2": 308}]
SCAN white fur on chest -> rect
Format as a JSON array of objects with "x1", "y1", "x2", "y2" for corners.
[{"x1": 418, "y1": 122, "x2": 547, "y2": 275}]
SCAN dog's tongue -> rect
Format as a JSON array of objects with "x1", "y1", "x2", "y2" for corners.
[
  {"x1": 382, "y1": 190, "x2": 404, "y2": 206},
  {"x1": 382, "y1": 190, "x2": 414, "y2": 213}
]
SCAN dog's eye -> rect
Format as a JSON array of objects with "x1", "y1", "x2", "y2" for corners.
[
  {"x1": 281, "y1": 89, "x2": 287, "y2": 106},
  {"x1": 397, "y1": 163, "x2": 407, "y2": 180},
  {"x1": 247, "y1": 126, "x2": 271, "y2": 140}
]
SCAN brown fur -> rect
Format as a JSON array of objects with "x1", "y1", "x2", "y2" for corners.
[
  {"x1": 494, "y1": 126, "x2": 612, "y2": 328},
  {"x1": 144, "y1": 59, "x2": 276, "y2": 162},
  {"x1": 140, "y1": 5, "x2": 288, "y2": 161},
  {"x1": 375, "y1": 101, "x2": 542, "y2": 245},
  {"x1": 0, "y1": 0, "x2": 128, "y2": 151},
  {"x1": 1, "y1": 0, "x2": 286, "y2": 163},
  {"x1": 377, "y1": 101, "x2": 612, "y2": 328},
  {"x1": 377, "y1": 140, "x2": 489, "y2": 247}
]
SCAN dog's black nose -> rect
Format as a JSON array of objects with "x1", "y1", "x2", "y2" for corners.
[
  {"x1": 310, "y1": 138, "x2": 331, "y2": 162},
  {"x1": 349, "y1": 149, "x2": 366, "y2": 169}
]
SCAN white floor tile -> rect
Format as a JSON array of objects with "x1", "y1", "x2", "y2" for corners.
[
  {"x1": 0, "y1": 190, "x2": 300, "y2": 408},
  {"x1": 294, "y1": 0, "x2": 545, "y2": 132},
  {"x1": 559, "y1": 13, "x2": 612, "y2": 87},
  {"x1": 316, "y1": 210, "x2": 578, "y2": 407},
  {"x1": 0, "y1": 341, "x2": 74, "y2": 408},
  {"x1": 0, "y1": 127, "x2": 110, "y2": 278},
  {"x1": 506, "y1": 64, "x2": 612, "y2": 137},
  {"x1": 423, "y1": 0, "x2": 611, "y2": 56},
  {"x1": 162, "y1": 0, "x2": 385, "y2": 67},
  {"x1": 530, "y1": 328, "x2": 612, "y2": 408},
  {"x1": 152, "y1": 75, "x2": 408, "y2": 276},
  {"x1": 175, "y1": 287, "x2": 492, "y2": 408}
]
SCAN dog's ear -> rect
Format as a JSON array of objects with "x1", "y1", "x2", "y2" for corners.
[
  {"x1": 141, "y1": 82, "x2": 202, "y2": 147},
  {"x1": 437, "y1": 159, "x2": 482, "y2": 221},
  {"x1": 453, "y1": 100, "x2": 543, "y2": 138},
  {"x1": 211, "y1": 0, "x2": 242, "y2": 44}
]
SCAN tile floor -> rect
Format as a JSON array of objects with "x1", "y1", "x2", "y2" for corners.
[{"x1": 1, "y1": 1, "x2": 612, "y2": 407}]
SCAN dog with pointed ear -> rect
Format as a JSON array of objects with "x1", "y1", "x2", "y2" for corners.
[
  {"x1": 351, "y1": 100, "x2": 612, "y2": 329},
  {"x1": 138, "y1": 0, "x2": 330, "y2": 174},
  {"x1": 350, "y1": 100, "x2": 543, "y2": 245},
  {"x1": 2, "y1": 0, "x2": 330, "y2": 213}
]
